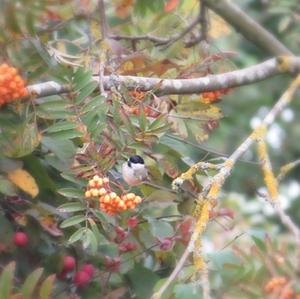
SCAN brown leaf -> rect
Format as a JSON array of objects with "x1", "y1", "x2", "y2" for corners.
[
  {"x1": 40, "y1": 216, "x2": 63, "y2": 237},
  {"x1": 115, "y1": 0, "x2": 134, "y2": 18}
]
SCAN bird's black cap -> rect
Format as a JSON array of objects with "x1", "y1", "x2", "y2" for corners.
[{"x1": 128, "y1": 155, "x2": 144, "y2": 167}]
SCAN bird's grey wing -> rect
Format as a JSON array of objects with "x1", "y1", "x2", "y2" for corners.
[
  {"x1": 110, "y1": 169, "x2": 123, "y2": 181},
  {"x1": 133, "y1": 167, "x2": 148, "y2": 180}
]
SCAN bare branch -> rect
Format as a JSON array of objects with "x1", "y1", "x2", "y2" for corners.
[
  {"x1": 199, "y1": 0, "x2": 208, "y2": 42},
  {"x1": 28, "y1": 57, "x2": 300, "y2": 97},
  {"x1": 203, "y1": 0, "x2": 293, "y2": 56},
  {"x1": 27, "y1": 56, "x2": 300, "y2": 98},
  {"x1": 98, "y1": 0, "x2": 109, "y2": 38}
]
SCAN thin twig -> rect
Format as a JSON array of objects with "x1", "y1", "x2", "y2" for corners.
[
  {"x1": 109, "y1": 15, "x2": 201, "y2": 48},
  {"x1": 274, "y1": 202, "x2": 300, "y2": 261},
  {"x1": 152, "y1": 244, "x2": 191, "y2": 299}
]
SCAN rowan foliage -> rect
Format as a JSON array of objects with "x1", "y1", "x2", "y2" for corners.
[{"x1": 0, "y1": 0, "x2": 300, "y2": 298}]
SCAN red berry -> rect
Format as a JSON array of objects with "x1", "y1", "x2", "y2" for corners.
[
  {"x1": 57, "y1": 270, "x2": 68, "y2": 280},
  {"x1": 127, "y1": 216, "x2": 138, "y2": 228},
  {"x1": 81, "y1": 263, "x2": 94, "y2": 278},
  {"x1": 63, "y1": 256, "x2": 76, "y2": 272},
  {"x1": 74, "y1": 271, "x2": 91, "y2": 288},
  {"x1": 13, "y1": 232, "x2": 28, "y2": 247},
  {"x1": 159, "y1": 238, "x2": 174, "y2": 251},
  {"x1": 104, "y1": 256, "x2": 121, "y2": 272},
  {"x1": 114, "y1": 226, "x2": 128, "y2": 243},
  {"x1": 119, "y1": 241, "x2": 137, "y2": 253}
]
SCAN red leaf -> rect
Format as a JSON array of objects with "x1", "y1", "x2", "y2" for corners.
[{"x1": 164, "y1": 0, "x2": 179, "y2": 12}]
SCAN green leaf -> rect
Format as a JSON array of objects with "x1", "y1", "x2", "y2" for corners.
[
  {"x1": 148, "y1": 219, "x2": 174, "y2": 239},
  {"x1": 58, "y1": 202, "x2": 86, "y2": 213},
  {"x1": 147, "y1": 123, "x2": 171, "y2": 135},
  {"x1": 68, "y1": 227, "x2": 87, "y2": 244},
  {"x1": 36, "y1": 97, "x2": 72, "y2": 120},
  {"x1": 0, "y1": 117, "x2": 40, "y2": 158},
  {"x1": 23, "y1": 155, "x2": 57, "y2": 193},
  {"x1": 81, "y1": 95, "x2": 105, "y2": 113},
  {"x1": 21, "y1": 268, "x2": 43, "y2": 299},
  {"x1": 60, "y1": 173, "x2": 86, "y2": 186},
  {"x1": 0, "y1": 262, "x2": 15, "y2": 299},
  {"x1": 138, "y1": 105, "x2": 147, "y2": 132},
  {"x1": 127, "y1": 264, "x2": 159, "y2": 299},
  {"x1": 75, "y1": 81, "x2": 98, "y2": 104},
  {"x1": 208, "y1": 250, "x2": 242, "y2": 280},
  {"x1": 148, "y1": 114, "x2": 167, "y2": 131},
  {"x1": 174, "y1": 283, "x2": 202, "y2": 299},
  {"x1": 86, "y1": 228, "x2": 98, "y2": 254},
  {"x1": 58, "y1": 188, "x2": 84, "y2": 199},
  {"x1": 0, "y1": 175, "x2": 17, "y2": 196},
  {"x1": 0, "y1": 215, "x2": 14, "y2": 245},
  {"x1": 46, "y1": 121, "x2": 77, "y2": 133},
  {"x1": 41, "y1": 137, "x2": 76, "y2": 162},
  {"x1": 73, "y1": 68, "x2": 93, "y2": 91},
  {"x1": 92, "y1": 209, "x2": 116, "y2": 225},
  {"x1": 88, "y1": 218, "x2": 104, "y2": 244},
  {"x1": 47, "y1": 129, "x2": 83, "y2": 140},
  {"x1": 250, "y1": 230, "x2": 267, "y2": 252},
  {"x1": 60, "y1": 215, "x2": 86, "y2": 228},
  {"x1": 39, "y1": 274, "x2": 56, "y2": 299}
]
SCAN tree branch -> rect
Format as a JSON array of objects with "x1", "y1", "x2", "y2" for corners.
[
  {"x1": 98, "y1": 0, "x2": 109, "y2": 39},
  {"x1": 203, "y1": 0, "x2": 293, "y2": 56},
  {"x1": 27, "y1": 56, "x2": 300, "y2": 98},
  {"x1": 158, "y1": 74, "x2": 300, "y2": 299}
]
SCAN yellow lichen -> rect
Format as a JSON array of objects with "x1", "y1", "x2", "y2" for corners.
[
  {"x1": 277, "y1": 56, "x2": 293, "y2": 72},
  {"x1": 193, "y1": 200, "x2": 210, "y2": 233},
  {"x1": 264, "y1": 168, "x2": 278, "y2": 199},
  {"x1": 251, "y1": 124, "x2": 267, "y2": 141},
  {"x1": 207, "y1": 181, "x2": 222, "y2": 199},
  {"x1": 257, "y1": 138, "x2": 268, "y2": 161},
  {"x1": 279, "y1": 163, "x2": 294, "y2": 177},
  {"x1": 257, "y1": 140, "x2": 278, "y2": 200},
  {"x1": 224, "y1": 159, "x2": 234, "y2": 169},
  {"x1": 191, "y1": 200, "x2": 210, "y2": 273}
]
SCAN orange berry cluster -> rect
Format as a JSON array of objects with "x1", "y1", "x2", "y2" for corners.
[
  {"x1": 84, "y1": 175, "x2": 142, "y2": 216},
  {"x1": 130, "y1": 106, "x2": 160, "y2": 118},
  {"x1": 264, "y1": 276, "x2": 295, "y2": 299},
  {"x1": 200, "y1": 88, "x2": 231, "y2": 104},
  {"x1": 264, "y1": 276, "x2": 287, "y2": 293},
  {"x1": 128, "y1": 90, "x2": 145, "y2": 103},
  {"x1": 0, "y1": 64, "x2": 28, "y2": 106}
]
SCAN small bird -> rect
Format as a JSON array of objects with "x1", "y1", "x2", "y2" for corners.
[{"x1": 121, "y1": 155, "x2": 148, "y2": 186}]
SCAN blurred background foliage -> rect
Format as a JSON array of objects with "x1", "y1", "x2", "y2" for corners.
[{"x1": 0, "y1": 0, "x2": 299, "y2": 298}]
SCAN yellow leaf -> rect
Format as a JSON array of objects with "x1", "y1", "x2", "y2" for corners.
[
  {"x1": 209, "y1": 13, "x2": 231, "y2": 39},
  {"x1": 7, "y1": 169, "x2": 39, "y2": 198}
]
